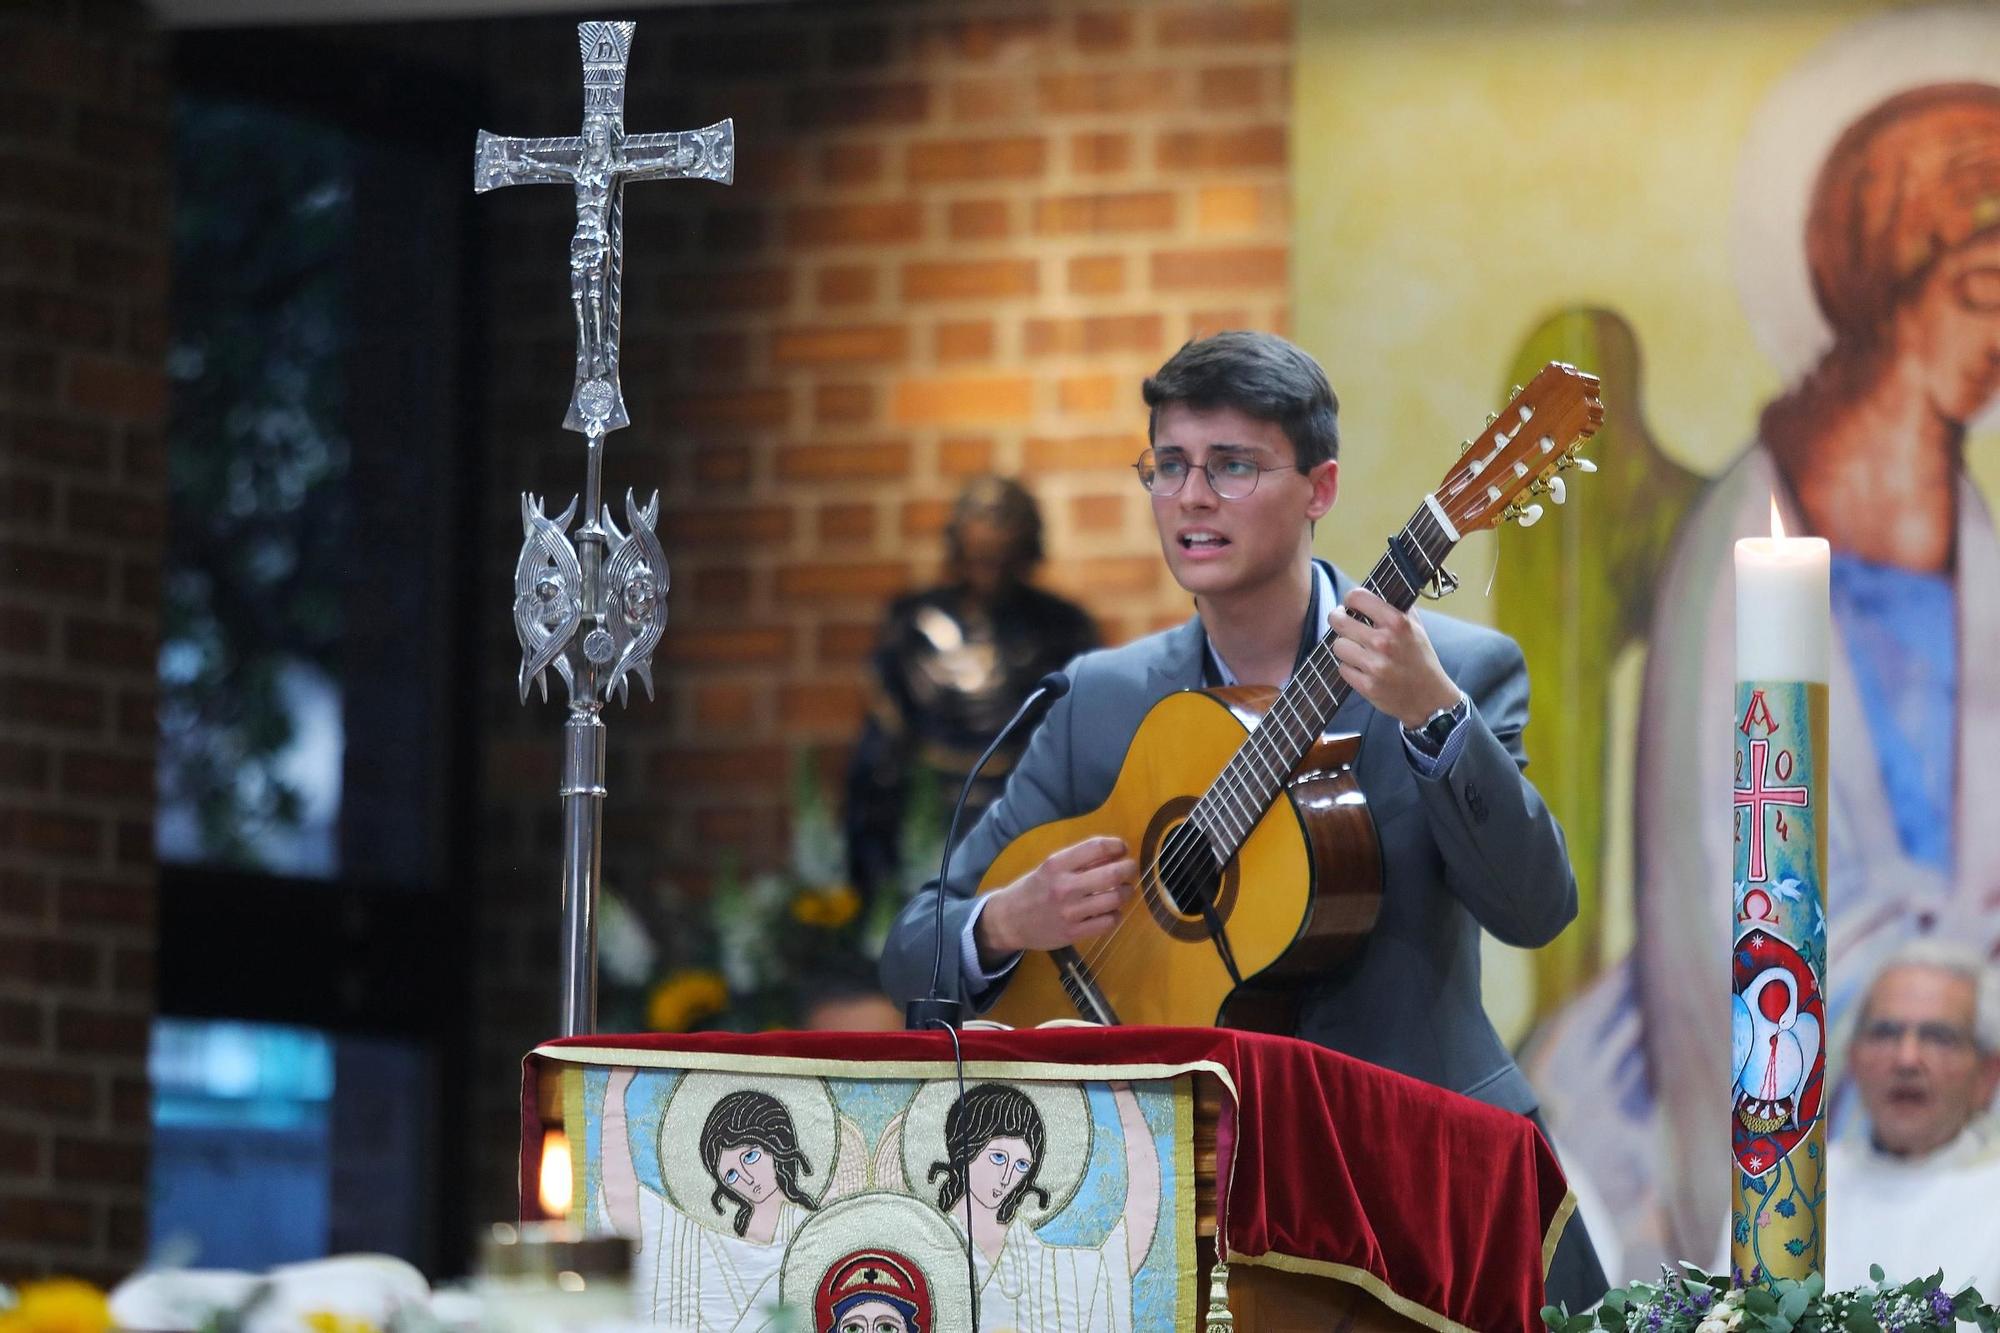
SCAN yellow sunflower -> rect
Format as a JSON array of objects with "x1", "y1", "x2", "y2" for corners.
[
  {"x1": 646, "y1": 968, "x2": 728, "y2": 1032},
  {"x1": 789, "y1": 883, "x2": 861, "y2": 929},
  {"x1": 0, "y1": 1279, "x2": 110, "y2": 1333}
]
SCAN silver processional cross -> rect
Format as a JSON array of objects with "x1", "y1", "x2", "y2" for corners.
[{"x1": 476, "y1": 20, "x2": 733, "y2": 1037}]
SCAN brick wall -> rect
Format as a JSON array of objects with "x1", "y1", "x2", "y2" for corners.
[
  {"x1": 471, "y1": 0, "x2": 1293, "y2": 1223},
  {"x1": 0, "y1": 0, "x2": 167, "y2": 1284}
]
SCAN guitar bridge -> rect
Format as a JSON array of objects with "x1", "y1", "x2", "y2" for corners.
[{"x1": 1051, "y1": 946, "x2": 1120, "y2": 1025}]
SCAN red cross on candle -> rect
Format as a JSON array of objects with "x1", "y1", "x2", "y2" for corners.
[{"x1": 1734, "y1": 737, "x2": 1809, "y2": 883}]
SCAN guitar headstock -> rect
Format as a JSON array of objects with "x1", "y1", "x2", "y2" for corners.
[{"x1": 1434, "y1": 363, "x2": 1602, "y2": 536}]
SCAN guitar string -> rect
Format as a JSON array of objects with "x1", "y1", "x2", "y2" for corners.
[{"x1": 1067, "y1": 501, "x2": 1452, "y2": 999}]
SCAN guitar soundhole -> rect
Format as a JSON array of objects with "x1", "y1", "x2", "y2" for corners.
[
  {"x1": 1160, "y1": 822, "x2": 1221, "y2": 916},
  {"x1": 1139, "y1": 797, "x2": 1240, "y2": 942}
]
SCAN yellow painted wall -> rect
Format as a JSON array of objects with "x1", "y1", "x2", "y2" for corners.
[{"x1": 1293, "y1": 1, "x2": 2000, "y2": 1051}]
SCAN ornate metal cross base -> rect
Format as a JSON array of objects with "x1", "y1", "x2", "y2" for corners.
[{"x1": 479, "y1": 19, "x2": 732, "y2": 1037}]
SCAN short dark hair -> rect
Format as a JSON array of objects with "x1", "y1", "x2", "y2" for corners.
[{"x1": 1141, "y1": 331, "x2": 1340, "y2": 467}]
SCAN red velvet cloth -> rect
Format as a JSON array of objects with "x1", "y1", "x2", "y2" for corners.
[{"x1": 523, "y1": 1025, "x2": 1569, "y2": 1333}]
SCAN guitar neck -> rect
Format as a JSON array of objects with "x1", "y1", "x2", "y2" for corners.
[{"x1": 1190, "y1": 498, "x2": 1459, "y2": 857}]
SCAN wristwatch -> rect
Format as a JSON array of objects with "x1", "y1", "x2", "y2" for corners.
[{"x1": 1403, "y1": 693, "x2": 1469, "y2": 758}]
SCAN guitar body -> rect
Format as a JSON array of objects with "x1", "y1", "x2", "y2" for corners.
[{"x1": 978, "y1": 686, "x2": 1383, "y2": 1031}]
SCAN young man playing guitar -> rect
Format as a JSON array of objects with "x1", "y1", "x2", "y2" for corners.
[{"x1": 878, "y1": 331, "x2": 1606, "y2": 1306}]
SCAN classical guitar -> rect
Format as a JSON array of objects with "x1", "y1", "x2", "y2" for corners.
[{"x1": 978, "y1": 362, "x2": 1604, "y2": 1032}]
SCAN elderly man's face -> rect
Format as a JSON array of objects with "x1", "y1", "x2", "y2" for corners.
[{"x1": 1852, "y1": 964, "x2": 2000, "y2": 1157}]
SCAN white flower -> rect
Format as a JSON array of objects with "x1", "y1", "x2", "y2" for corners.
[
  {"x1": 1695, "y1": 1301, "x2": 1746, "y2": 1333},
  {"x1": 111, "y1": 1257, "x2": 429, "y2": 1333},
  {"x1": 596, "y1": 890, "x2": 657, "y2": 985},
  {"x1": 714, "y1": 871, "x2": 791, "y2": 993},
  {"x1": 790, "y1": 790, "x2": 844, "y2": 886}
]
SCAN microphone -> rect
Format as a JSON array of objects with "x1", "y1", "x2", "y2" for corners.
[{"x1": 906, "y1": 670, "x2": 1072, "y2": 1031}]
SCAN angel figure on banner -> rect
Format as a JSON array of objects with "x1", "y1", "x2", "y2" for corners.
[
  {"x1": 893, "y1": 1080, "x2": 1159, "y2": 1332},
  {"x1": 597, "y1": 1070, "x2": 867, "y2": 1331}
]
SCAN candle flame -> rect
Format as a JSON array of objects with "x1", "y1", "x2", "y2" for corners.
[
  {"x1": 1770, "y1": 497, "x2": 1786, "y2": 540},
  {"x1": 538, "y1": 1127, "x2": 572, "y2": 1219}
]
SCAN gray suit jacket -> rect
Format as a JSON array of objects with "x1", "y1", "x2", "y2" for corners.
[{"x1": 878, "y1": 565, "x2": 1577, "y2": 1115}]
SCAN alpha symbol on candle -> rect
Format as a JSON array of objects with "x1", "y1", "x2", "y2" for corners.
[
  {"x1": 1739, "y1": 688, "x2": 1781, "y2": 738},
  {"x1": 1735, "y1": 737, "x2": 1810, "y2": 883}
]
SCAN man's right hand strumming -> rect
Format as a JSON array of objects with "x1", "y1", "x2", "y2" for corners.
[{"x1": 973, "y1": 836, "x2": 1137, "y2": 971}]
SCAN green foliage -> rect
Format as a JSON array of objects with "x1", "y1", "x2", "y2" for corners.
[{"x1": 1543, "y1": 1265, "x2": 1997, "y2": 1333}]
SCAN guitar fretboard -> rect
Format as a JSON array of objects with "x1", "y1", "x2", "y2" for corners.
[{"x1": 1187, "y1": 501, "x2": 1459, "y2": 858}]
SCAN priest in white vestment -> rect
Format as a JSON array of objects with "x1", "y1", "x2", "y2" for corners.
[{"x1": 1827, "y1": 942, "x2": 2000, "y2": 1294}]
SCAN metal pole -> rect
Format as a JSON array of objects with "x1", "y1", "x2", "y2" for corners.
[{"x1": 558, "y1": 710, "x2": 606, "y2": 1036}]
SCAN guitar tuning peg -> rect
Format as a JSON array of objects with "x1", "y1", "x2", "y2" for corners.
[
  {"x1": 1516, "y1": 503, "x2": 1545, "y2": 528},
  {"x1": 1569, "y1": 455, "x2": 1598, "y2": 473},
  {"x1": 1509, "y1": 384, "x2": 1523, "y2": 399},
  {"x1": 1484, "y1": 411, "x2": 1498, "y2": 428},
  {"x1": 1548, "y1": 477, "x2": 1566, "y2": 505}
]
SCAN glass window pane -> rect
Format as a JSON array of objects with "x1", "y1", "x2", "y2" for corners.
[
  {"x1": 149, "y1": 1019, "x2": 430, "y2": 1268},
  {"x1": 156, "y1": 99, "x2": 355, "y2": 879},
  {"x1": 149, "y1": 1019, "x2": 334, "y2": 1267}
]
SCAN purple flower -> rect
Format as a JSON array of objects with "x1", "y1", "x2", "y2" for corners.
[{"x1": 1930, "y1": 1289, "x2": 1956, "y2": 1325}]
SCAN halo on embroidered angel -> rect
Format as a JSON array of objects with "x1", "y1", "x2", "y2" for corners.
[{"x1": 778, "y1": 1193, "x2": 974, "y2": 1333}]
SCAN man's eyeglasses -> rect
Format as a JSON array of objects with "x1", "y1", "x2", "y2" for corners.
[
  {"x1": 1857, "y1": 1018, "x2": 1982, "y2": 1057},
  {"x1": 1133, "y1": 449, "x2": 1297, "y2": 500}
]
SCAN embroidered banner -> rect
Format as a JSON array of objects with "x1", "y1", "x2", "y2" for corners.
[
  {"x1": 525, "y1": 1027, "x2": 1572, "y2": 1333},
  {"x1": 559, "y1": 1061, "x2": 1197, "y2": 1331}
]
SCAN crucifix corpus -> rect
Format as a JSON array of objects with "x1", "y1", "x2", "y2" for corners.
[{"x1": 475, "y1": 19, "x2": 733, "y2": 1037}]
